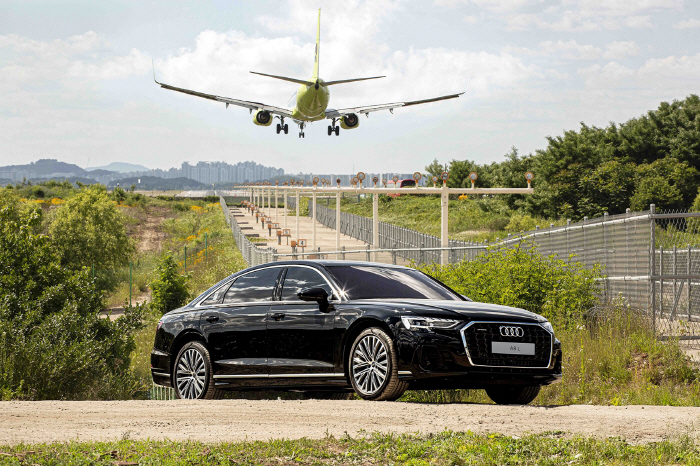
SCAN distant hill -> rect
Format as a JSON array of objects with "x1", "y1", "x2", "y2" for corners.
[
  {"x1": 0, "y1": 159, "x2": 87, "y2": 176},
  {"x1": 87, "y1": 162, "x2": 150, "y2": 173},
  {"x1": 107, "y1": 176, "x2": 205, "y2": 190}
]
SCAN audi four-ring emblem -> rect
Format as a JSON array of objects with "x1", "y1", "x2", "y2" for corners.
[{"x1": 499, "y1": 326, "x2": 524, "y2": 337}]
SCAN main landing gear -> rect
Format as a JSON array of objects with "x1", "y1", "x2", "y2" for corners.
[
  {"x1": 328, "y1": 119, "x2": 340, "y2": 136},
  {"x1": 276, "y1": 117, "x2": 289, "y2": 135}
]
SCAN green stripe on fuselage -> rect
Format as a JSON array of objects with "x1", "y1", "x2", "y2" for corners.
[{"x1": 292, "y1": 79, "x2": 329, "y2": 121}]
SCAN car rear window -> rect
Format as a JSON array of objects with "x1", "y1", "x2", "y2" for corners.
[
  {"x1": 400, "y1": 179, "x2": 416, "y2": 187},
  {"x1": 325, "y1": 266, "x2": 461, "y2": 300}
]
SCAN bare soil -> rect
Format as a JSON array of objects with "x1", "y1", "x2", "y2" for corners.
[{"x1": 1, "y1": 400, "x2": 698, "y2": 445}]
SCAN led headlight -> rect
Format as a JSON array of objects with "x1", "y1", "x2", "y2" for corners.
[
  {"x1": 401, "y1": 316, "x2": 460, "y2": 330},
  {"x1": 540, "y1": 321, "x2": 554, "y2": 334}
]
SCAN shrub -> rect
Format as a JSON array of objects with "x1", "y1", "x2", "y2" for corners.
[
  {"x1": 49, "y1": 185, "x2": 135, "y2": 292},
  {"x1": 0, "y1": 190, "x2": 143, "y2": 400},
  {"x1": 150, "y1": 253, "x2": 190, "y2": 315},
  {"x1": 417, "y1": 242, "x2": 602, "y2": 327}
]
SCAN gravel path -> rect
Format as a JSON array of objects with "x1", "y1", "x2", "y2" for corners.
[{"x1": 2, "y1": 400, "x2": 699, "y2": 445}]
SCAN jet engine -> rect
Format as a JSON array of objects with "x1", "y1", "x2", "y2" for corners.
[
  {"x1": 340, "y1": 113, "x2": 360, "y2": 130},
  {"x1": 253, "y1": 110, "x2": 272, "y2": 126}
]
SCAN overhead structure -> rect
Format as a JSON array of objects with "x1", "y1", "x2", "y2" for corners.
[{"x1": 240, "y1": 172, "x2": 535, "y2": 265}]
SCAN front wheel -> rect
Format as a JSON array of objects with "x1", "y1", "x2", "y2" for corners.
[
  {"x1": 485, "y1": 385, "x2": 541, "y2": 405},
  {"x1": 349, "y1": 328, "x2": 407, "y2": 401},
  {"x1": 173, "y1": 341, "x2": 222, "y2": 399}
]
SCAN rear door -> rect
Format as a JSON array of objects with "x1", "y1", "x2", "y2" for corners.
[
  {"x1": 200, "y1": 266, "x2": 283, "y2": 378},
  {"x1": 267, "y1": 266, "x2": 337, "y2": 377}
]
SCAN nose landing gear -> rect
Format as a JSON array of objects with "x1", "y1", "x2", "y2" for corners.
[
  {"x1": 328, "y1": 119, "x2": 340, "y2": 136},
  {"x1": 299, "y1": 122, "x2": 305, "y2": 138}
]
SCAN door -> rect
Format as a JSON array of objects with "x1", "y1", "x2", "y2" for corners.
[
  {"x1": 200, "y1": 266, "x2": 283, "y2": 377},
  {"x1": 267, "y1": 266, "x2": 337, "y2": 377}
]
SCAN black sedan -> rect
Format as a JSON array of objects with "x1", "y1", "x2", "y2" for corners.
[{"x1": 151, "y1": 261, "x2": 561, "y2": 403}]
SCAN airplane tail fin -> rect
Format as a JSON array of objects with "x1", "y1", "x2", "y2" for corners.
[{"x1": 313, "y1": 8, "x2": 321, "y2": 79}]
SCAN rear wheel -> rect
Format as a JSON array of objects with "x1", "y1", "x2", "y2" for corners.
[
  {"x1": 276, "y1": 123, "x2": 281, "y2": 134},
  {"x1": 173, "y1": 341, "x2": 222, "y2": 400},
  {"x1": 486, "y1": 385, "x2": 541, "y2": 405},
  {"x1": 335, "y1": 126, "x2": 340, "y2": 136},
  {"x1": 284, "y1": 124, "x2": 289, "y2": 134},
  {"x1": 349, "y1": 328, "x2": 407, "y2": 401}
]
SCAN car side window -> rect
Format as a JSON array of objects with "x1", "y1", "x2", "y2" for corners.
[
  {"x1": 200, "y1": 283, "x2": 229, "y2": 306},
  {"x1": 281, "y1": 267, "x2": 332, "y2": 301},
  {"x1": 223, "y1": 267, "x2": 282, "y2": 303}
]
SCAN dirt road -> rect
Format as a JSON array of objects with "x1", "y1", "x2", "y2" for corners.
[{"x1": 2, "y1": 400, "x2": 698, "y2": 445}]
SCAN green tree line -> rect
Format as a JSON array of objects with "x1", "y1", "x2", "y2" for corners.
[{"x1": 427, "y1": 94, "x2": 700, "y2": 220}]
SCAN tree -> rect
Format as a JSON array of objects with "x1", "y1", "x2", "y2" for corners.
[
  {"x1": 49, "y1": 185, "x2": 135, "y2": 291},
  {"x1": 425, "y1": 159, "x2": 447, "y2": 180},
  {"x1": 630, "y1": 176, "x2": 683, "y2": 211},
  {"x1": 150, "y1": 254, "x2": 190, "y2": 315},
  {"x1": 0, "y1": 190, "x2": 142, "y2": 400}
]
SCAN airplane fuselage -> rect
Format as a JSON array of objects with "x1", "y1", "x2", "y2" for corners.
[{"x1": 291, "y1": 79, "x2": 330, "y2": 121}]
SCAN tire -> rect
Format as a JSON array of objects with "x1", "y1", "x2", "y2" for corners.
[
  {"x1": 173, "y1": 341, "x2": 223, "y2": 400},
  {"x1": 348, "y1": 327, "x2": 407, "y2": 401},
  {"x1": 328, "y1": 125, "x2": 332, "y2": 136},
  {"x1": 485, "y1": 385, "x2": 541, "y2": 405},
  {"x1": 284, "y1": 124, "x2": 289, "y2": 134},
  {"x1": 276, "y1": 123, "x2": 281, "y2": 134},
  {"x1": 335, "y1": 126, "x2": 340, "y2": 136},
  {"x1": 303, "y1": 391, "x2": 354, "y2": 400}
]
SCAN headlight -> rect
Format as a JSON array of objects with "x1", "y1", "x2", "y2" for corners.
[
  {"x1": 540, "y1": 321, "x2": 554, "y2": 334},
  {"x1": 401, "y1": 316, "x2": 460, "y2": 330}
]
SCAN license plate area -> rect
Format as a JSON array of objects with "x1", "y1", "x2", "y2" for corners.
[{"x1": 491, "y1": 341, "x2": 535, "y2": 356}]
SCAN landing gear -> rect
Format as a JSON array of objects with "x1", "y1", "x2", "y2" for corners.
[
  {"x1": 299, "y1": 122, "x2": 305, "y2": 138},
  {"x1": 276, "y1": 118, "x2": 289, "y2": 135},
  {"x1": 328, "y1": 119, "x2": 340, "y2": 136}
]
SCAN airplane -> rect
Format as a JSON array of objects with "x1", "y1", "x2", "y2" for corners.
[{"x1": 154, "y1": 9, "x2": 463, "y2": 138}]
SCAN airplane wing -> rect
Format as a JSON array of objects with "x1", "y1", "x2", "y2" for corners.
[
  {"x1": 325, "y1": 92, "x2": 464, "y2": 119},
  {"x1": 154, "y1": 74, "x2": 293, "y2": 118}
]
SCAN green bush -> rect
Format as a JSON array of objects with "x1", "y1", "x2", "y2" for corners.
[
  {"x1": 417, "y1": 243, "x2": 602, "y2": 327},
  {"x1": 49, "y1": 185, "x2": 135, "y2": 292},
  {"x1": 0, "y1": 190, "x2": 143, "y2": 400},
  {"x1": 150, "y1": 253, "x2": 190, "y2": 315}
]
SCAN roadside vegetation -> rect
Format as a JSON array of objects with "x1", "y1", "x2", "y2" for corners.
[
  {"x1": 0, "y1": 183, "x2": 246, "y2": 400},
  {"x1": 408, "y1": 245, "x2": 700, "y2": 406},
  {"x1": 2, "y1": 431, "x2": 700, "y2": 465}
]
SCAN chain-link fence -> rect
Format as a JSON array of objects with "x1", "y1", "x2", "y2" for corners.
[
  {"x1": 225, "y1": 195, "x2": 700, "y2": 340},
  {"x1": 219, "y1": 195, "x2": 276, "y2": 266}
]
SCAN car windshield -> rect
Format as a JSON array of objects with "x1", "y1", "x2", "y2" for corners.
[{"x1": 326, "y1": 265, "x2": 461, "y2": 300}]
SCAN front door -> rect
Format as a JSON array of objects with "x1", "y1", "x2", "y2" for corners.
[
  {"x1": 267, "y1": 266, "x2": 337, "y2": 377},
  {"x1": 201, "y1": 266, "x2": 283, "y2": 377}
]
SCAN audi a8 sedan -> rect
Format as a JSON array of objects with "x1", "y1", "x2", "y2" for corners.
[{"x1": 151, "y1": 261, "x2": 561, "y2": 403}]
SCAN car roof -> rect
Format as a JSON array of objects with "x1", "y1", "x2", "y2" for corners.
[{"x1": 260, "y1": 260, "x2": 408, "y2": 269}]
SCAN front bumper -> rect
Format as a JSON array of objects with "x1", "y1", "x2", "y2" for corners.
[{"x1": 395, "y1": 322, "x2": 562, "y2": 389}]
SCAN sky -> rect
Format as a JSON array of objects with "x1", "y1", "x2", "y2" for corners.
[{"x1": 1, "y1": 0, "x2": 699, "y2": 174}]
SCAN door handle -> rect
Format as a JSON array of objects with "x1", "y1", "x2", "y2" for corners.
[
  {"x1": 271, "y1": 312, "x2": 285, "y2": 321},
  {"x1": 205, "y1": 316, "x2": 219, "y2": 323}
]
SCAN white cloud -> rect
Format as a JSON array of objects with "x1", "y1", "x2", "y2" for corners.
[
  {"x1": 464, "y1": 15, "x2": 478, "y2": 24},
  {"x1": 674, "y1": 18, "x2": 700, "y2": 29},
  {"x1": 578, "y1": 53, "x2": 700, "y2": 91},
  {"x1": 538, "y1": 40, "x2": 601, "y2": 60},
  {"x1": 602, "y1": 41, "x2": 640, "y2": 59},
  {"x1": 434, "y1": 0, "x2": 537, "y2": 12},
  {"x1": 571, "y1": 0, "x2": 683, "y2": 17}
]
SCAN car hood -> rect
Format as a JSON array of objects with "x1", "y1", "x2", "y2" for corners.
[{"x1": 354, "y1": 299, "x2": 544, "y2": 323}]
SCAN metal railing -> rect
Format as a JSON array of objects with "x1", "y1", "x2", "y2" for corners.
[{"x1": 219, "y1": 194, "x2": 277, "y2": 266}]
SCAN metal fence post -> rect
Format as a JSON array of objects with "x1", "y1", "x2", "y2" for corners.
[
  {"x1": 184, "y1": 245, "x2": 187, "y2": 273},
  {"x1": 392, "y1": 243, "x2": 397, "y2": 265},
  {"x1": 688, "y1": 245, "x2": 692, "y2": 320},
  {"x1": 366, "y1": 244, "x2": 370, "y2": 262},
  {"x1": 650, "y1": 204, "x2": 656, "y2": 336},
  {"x1": 129, "y1": 261, "x2": 132, "y2": 307},
  {"x1": 342, "y1": 245, "x2": 346, "y2": 260}
]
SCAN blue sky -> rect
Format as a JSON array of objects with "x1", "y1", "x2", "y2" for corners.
[{"x1": 1, "y1": 0, "x2": 699, "y2": 174}]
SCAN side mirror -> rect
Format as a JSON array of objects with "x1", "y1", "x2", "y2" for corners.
[
  {"x1": 461, "y1": 294, "x2": 473, "y2": 302},
  {"x1": 297, "y1": 287, "x2": 331, "y2": 312}
]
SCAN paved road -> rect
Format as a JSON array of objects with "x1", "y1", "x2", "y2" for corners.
[{"x1": 1, "y1": 400, "x2": 698, "y2": 445}]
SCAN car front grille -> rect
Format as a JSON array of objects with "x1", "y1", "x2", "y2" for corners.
[{"x1": 460, "y1": 322, "x2": 552, "y2": 368}]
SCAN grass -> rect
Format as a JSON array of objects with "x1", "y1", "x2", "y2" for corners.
[
  {"x1": 1, "y1": 431, "x2": 699, "y2": 465},
  {"x1": 330, "y1": 195, "x2": 566, "y2": 243}
]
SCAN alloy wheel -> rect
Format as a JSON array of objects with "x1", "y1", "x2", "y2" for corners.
[
  {"x1": 351, "y1": 334, "x2": 388, "y2": 396},
  {"x1": 176, "y1": 348, "x2": 206, "y2": 399}
]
